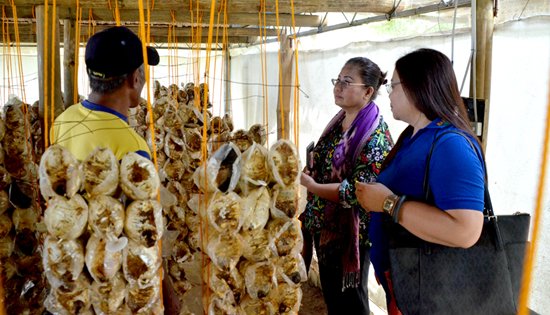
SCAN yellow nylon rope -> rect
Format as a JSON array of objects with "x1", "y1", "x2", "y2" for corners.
[
  {"x1": 169, "y1": 10, "x2": 176, "y2": 87},
  {"x1": 73, "y1": 2, "x2": 81, "y2": 104},
  {"x1": 1, "y1": 7, "x2": 6, "y2": 103},
  {"x1": 222, "y1": 0, "x2": 229, "y2": 118},
  {"x1": 202, "y1": 0, "x2": 216, "y2": 160},
  {"x1": 7, "y1": 12, "x2": 14, "y2": 98},
  {"x1": 518, "y1": 73, "x2": 550, "y2": 315},
  {"x1": 137, "y1": 0, "x2": 163, "y2": 307},
  {"x1": 140, "y1": 0, "x2": 156, "y2": 167},
  {"x1": 49, "y1": 0, "x2": 57, "y2": 131},
  {"x1": 259, "y1": 0, "x2": 269, "y2": 144},
  {"x1": 172, "y1": 12, "x2": 179, "y2": 86},
  {"x1": 2, "y1": 7, "x2": 14, "y2": 99},
  {"x1": 11, "y1": 3, "x2": 39, "y2": 213},
  {"x1": 0, "y1": 8, "x2": 8, "y2": 315},
  {"x1": 115, "y1": 0, "x2": 121, "y2": 26},
  {"x1": 10, "y1": 1, "x2": 26, "y2": 103},
  {"x1": 192, "y1": 1, "x2": 201, "y2": 102},
  {"x1": 213, "y1": 1, "x2": 222, "y2": 117},
  {"x1": 275, "y1": 0, "x2": 285, "y2": 140},
  {"x1": 43, "y1": 0, "x2": 50, "y2": 148},
  {"x1": 167, "y1": 23, "x2": 172, "y2": 85},
  {"x1": 289, "y1": 0, "x2": 299, "y2": 145}
]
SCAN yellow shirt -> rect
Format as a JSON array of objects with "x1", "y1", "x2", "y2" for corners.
[{"x1": 51, "y1": 100, "x2": 151, "y2": 161}]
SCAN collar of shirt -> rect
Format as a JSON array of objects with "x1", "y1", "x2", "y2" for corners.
[{"x1": 82, "y1": 99, "x2": 128, "y2": 123}]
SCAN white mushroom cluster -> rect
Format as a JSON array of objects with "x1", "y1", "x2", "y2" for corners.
[
  {"x1": 0, "y1": 96, "x2": 46, "y2": 314},
  {"x1": 127, "y1": 81, "x2": 301, "y2": 313},
  {"x1": 195, "y1": 139, "x2": 305, "y2": 314},
  {"x1": 39, "y1": 146, "x2": 164, "y2": 314}
]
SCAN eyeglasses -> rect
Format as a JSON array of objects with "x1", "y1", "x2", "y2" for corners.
[
  {"x1": 331, "y1": 78, "x2": 366, "y2": 89},
  {"x1": 385, "y1": 81, "x2": 402, "y2": 94}
]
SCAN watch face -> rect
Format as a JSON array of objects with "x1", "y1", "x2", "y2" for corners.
[{"x1": 383, "y1": 199, "x2": 394, "y2": 213}]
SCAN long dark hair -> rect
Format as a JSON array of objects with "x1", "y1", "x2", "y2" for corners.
[
  {"x1": 345, "y1": 57, "x2": 387, "y2": 101},
  {"x1": 383, "y1": 48, "x2": 483, "y2": 168}
]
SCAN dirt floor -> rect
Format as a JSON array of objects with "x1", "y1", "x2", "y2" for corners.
[{"x1": 299, "y1": 281, "x2": 327, "y2": 315}]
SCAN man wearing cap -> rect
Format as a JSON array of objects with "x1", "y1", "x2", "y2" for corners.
[
  {"x1": 51, "y1": 25, "x2": 159, "y2": 161},
  {"x1": 51, "y1": 26, "x2": 180, "y2": 314}
]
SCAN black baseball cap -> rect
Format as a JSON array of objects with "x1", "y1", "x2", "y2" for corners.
[{"x1": 85, "y1": 26, "x2": 160, "y2": 79}]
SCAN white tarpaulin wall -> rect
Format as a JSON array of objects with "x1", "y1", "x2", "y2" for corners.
[{"x1": 229, "y1": 15, "x2": 550, "y2": 313}]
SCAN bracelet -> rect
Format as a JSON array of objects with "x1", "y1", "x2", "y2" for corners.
[{"x1": 392, "y1": 195, "x2": 407, "y2": 223}]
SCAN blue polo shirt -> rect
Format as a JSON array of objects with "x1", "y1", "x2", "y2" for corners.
[
  {"x1": 369, "y1": 119, "x2": 485, "y2": 292},
  {"x1": 377, "y1": 119, "x2": 485, "y2": 209}
]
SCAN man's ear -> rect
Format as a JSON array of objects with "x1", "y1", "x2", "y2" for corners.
[{"x1": 128, "y1": 68, "x2": 142, "y2": 89}]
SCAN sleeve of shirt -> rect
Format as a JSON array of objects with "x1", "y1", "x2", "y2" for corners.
[
  {"x1": 338, "y1": 124, "x2": 393, "y2": 208},
  {"x1": 136, "y1": 150, "x2": 151, "y2": 160},
  {"x1": 428, "y1": 133, "x2": 485, "y2": 211}
]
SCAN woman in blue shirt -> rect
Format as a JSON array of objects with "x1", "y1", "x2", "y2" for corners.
[{"x1": 355, "y1": 48, "x2": 485, "y2": 314}]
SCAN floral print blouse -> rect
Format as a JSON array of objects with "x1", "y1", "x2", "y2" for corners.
[{"x1": 301, "y1": 116, "x2": 393, "y2": 246}]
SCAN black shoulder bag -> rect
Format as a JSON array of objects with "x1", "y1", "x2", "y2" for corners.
[{"x1": 387, "y1": 131, "x2": 531, "y2": 315}]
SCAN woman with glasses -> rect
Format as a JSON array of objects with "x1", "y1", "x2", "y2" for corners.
[
  {"x1": 355, "y1": 48, "x2": 485, "y2": 314},
  {"x1": 300, "y1": 57, "x2": 393, "y2": 315}
]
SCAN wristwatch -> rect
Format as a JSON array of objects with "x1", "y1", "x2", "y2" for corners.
[{"x1": 382, "y1": 194, "x2": 400, "y2": 216}]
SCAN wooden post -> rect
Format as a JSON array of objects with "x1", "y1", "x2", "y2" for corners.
[
  {"x1": 223, "y1": 43, "x2": 232, "y2": 115},
  {"x1": 276, "y1": 32, "x2": 293, "y2": 140},
  {"x1": 63, "y1": 19, "x2": 76, "y2": 108},
  {"x1": 472, "y1": 0, "x2": 494, "y2": 148},
  {"x1": 36, "y1": 5, "x2": 64, "y2": 123}
]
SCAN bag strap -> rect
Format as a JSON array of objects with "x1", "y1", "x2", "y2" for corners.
[{"x1": 422, "y1": 130, "x2": 495, "y2": 218}]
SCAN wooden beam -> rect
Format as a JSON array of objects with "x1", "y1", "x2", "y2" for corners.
[
  {"x1": 5, "y1": 0, "x2": 396, "y2": 14},
  {"x1": 473, "y1": 0, "x2": 494, "y2": 148},
  {"x1": 2, "y1": 6, "x2": 324, "y2": 27},
  {"x1": 223, "y1": 44, "x2": 231, "y2": 114},
  {"x1": 276, "y1": 32, "x2": 292, "y2": 140},
  {"x1": 4, "y1": 32, "x2": 255, "y2": 44},
  {"x1": 63, "y1": 19, "x2": 76, "y2": 107},
  {"x1": 4, "y1": 22, "x2": 278, "y2": 39}
]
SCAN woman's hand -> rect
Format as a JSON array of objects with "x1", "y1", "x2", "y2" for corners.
[
  {"x1": 355, "y1": 182, "x2": 393, "y2": 212},
  {"x1": 300, "y1": 171, "x2": 316, "y2": 190}
]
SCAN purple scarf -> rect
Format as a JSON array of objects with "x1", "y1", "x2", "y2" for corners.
[{"x1": 319, "y1": 101, "x2": 380, "y2": 290}]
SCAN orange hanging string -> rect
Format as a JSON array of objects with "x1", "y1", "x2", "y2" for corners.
[
  {"x1": 49, "y1": 0, "x2": 57, "y2": 133},
  {"x1": 201, "y1": 0, "x2": 216, "y2": 164},
  {"x1": 518, "y1": 73, "x2": 550, "y2": 315},
  {"x1": 115, "y1": 0, "x2": 121, "y2": 26},
  {"x1": 43, "y1": 0, "x2": 50, "y2": 148},
  {"x1": 10, "y1": 2, "x2": 39, "y2": 213},
  {"x1": 137, "y1": 0, "x2": 163, "y2": 308},
  {"x1": 11, "y1": 0, "x2": 27, "y2": 102},
  {"x1": 4, "y1": 9, "x2": 14, "y2": 98},
  {"x1": 289, "y1": 0, "x2": 299, "y2": 145},
  {"x1": 212, "y1": 0, "x2": 223, "y2": 118},
  {"x1": 0, "y1": 9, "x2": 6, "y2": 314},
  {"x1": 73, "y1": 3, "x2": 82, "y2": 104},
  {"x1": 219, "y1": 0, "x2": 229, "y2": 119},
  {"x1": 10, "y1": 0, "x2": 26, "y2": 103},
  {"x1": 259, "y1": 0, "x2": 269, "y2": 144},
  {"x1": 170, "y1": 10, "x2": 177, "y2": 87},
  {"x1": 2, "y1": 7, "x2": 13, "y2": 99},
  {"x1": 1, "y1": 6, "x2": 5, "y2": 104},
  {"x1": 167, "y1": 23, "x2": 172, "y2": 85},
  {"x1": 173, "y1": 23, "x2": 179, "y2": 85},
  {"x1": 139, "y1": 0, "x2": 156, "y2": 167}
]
